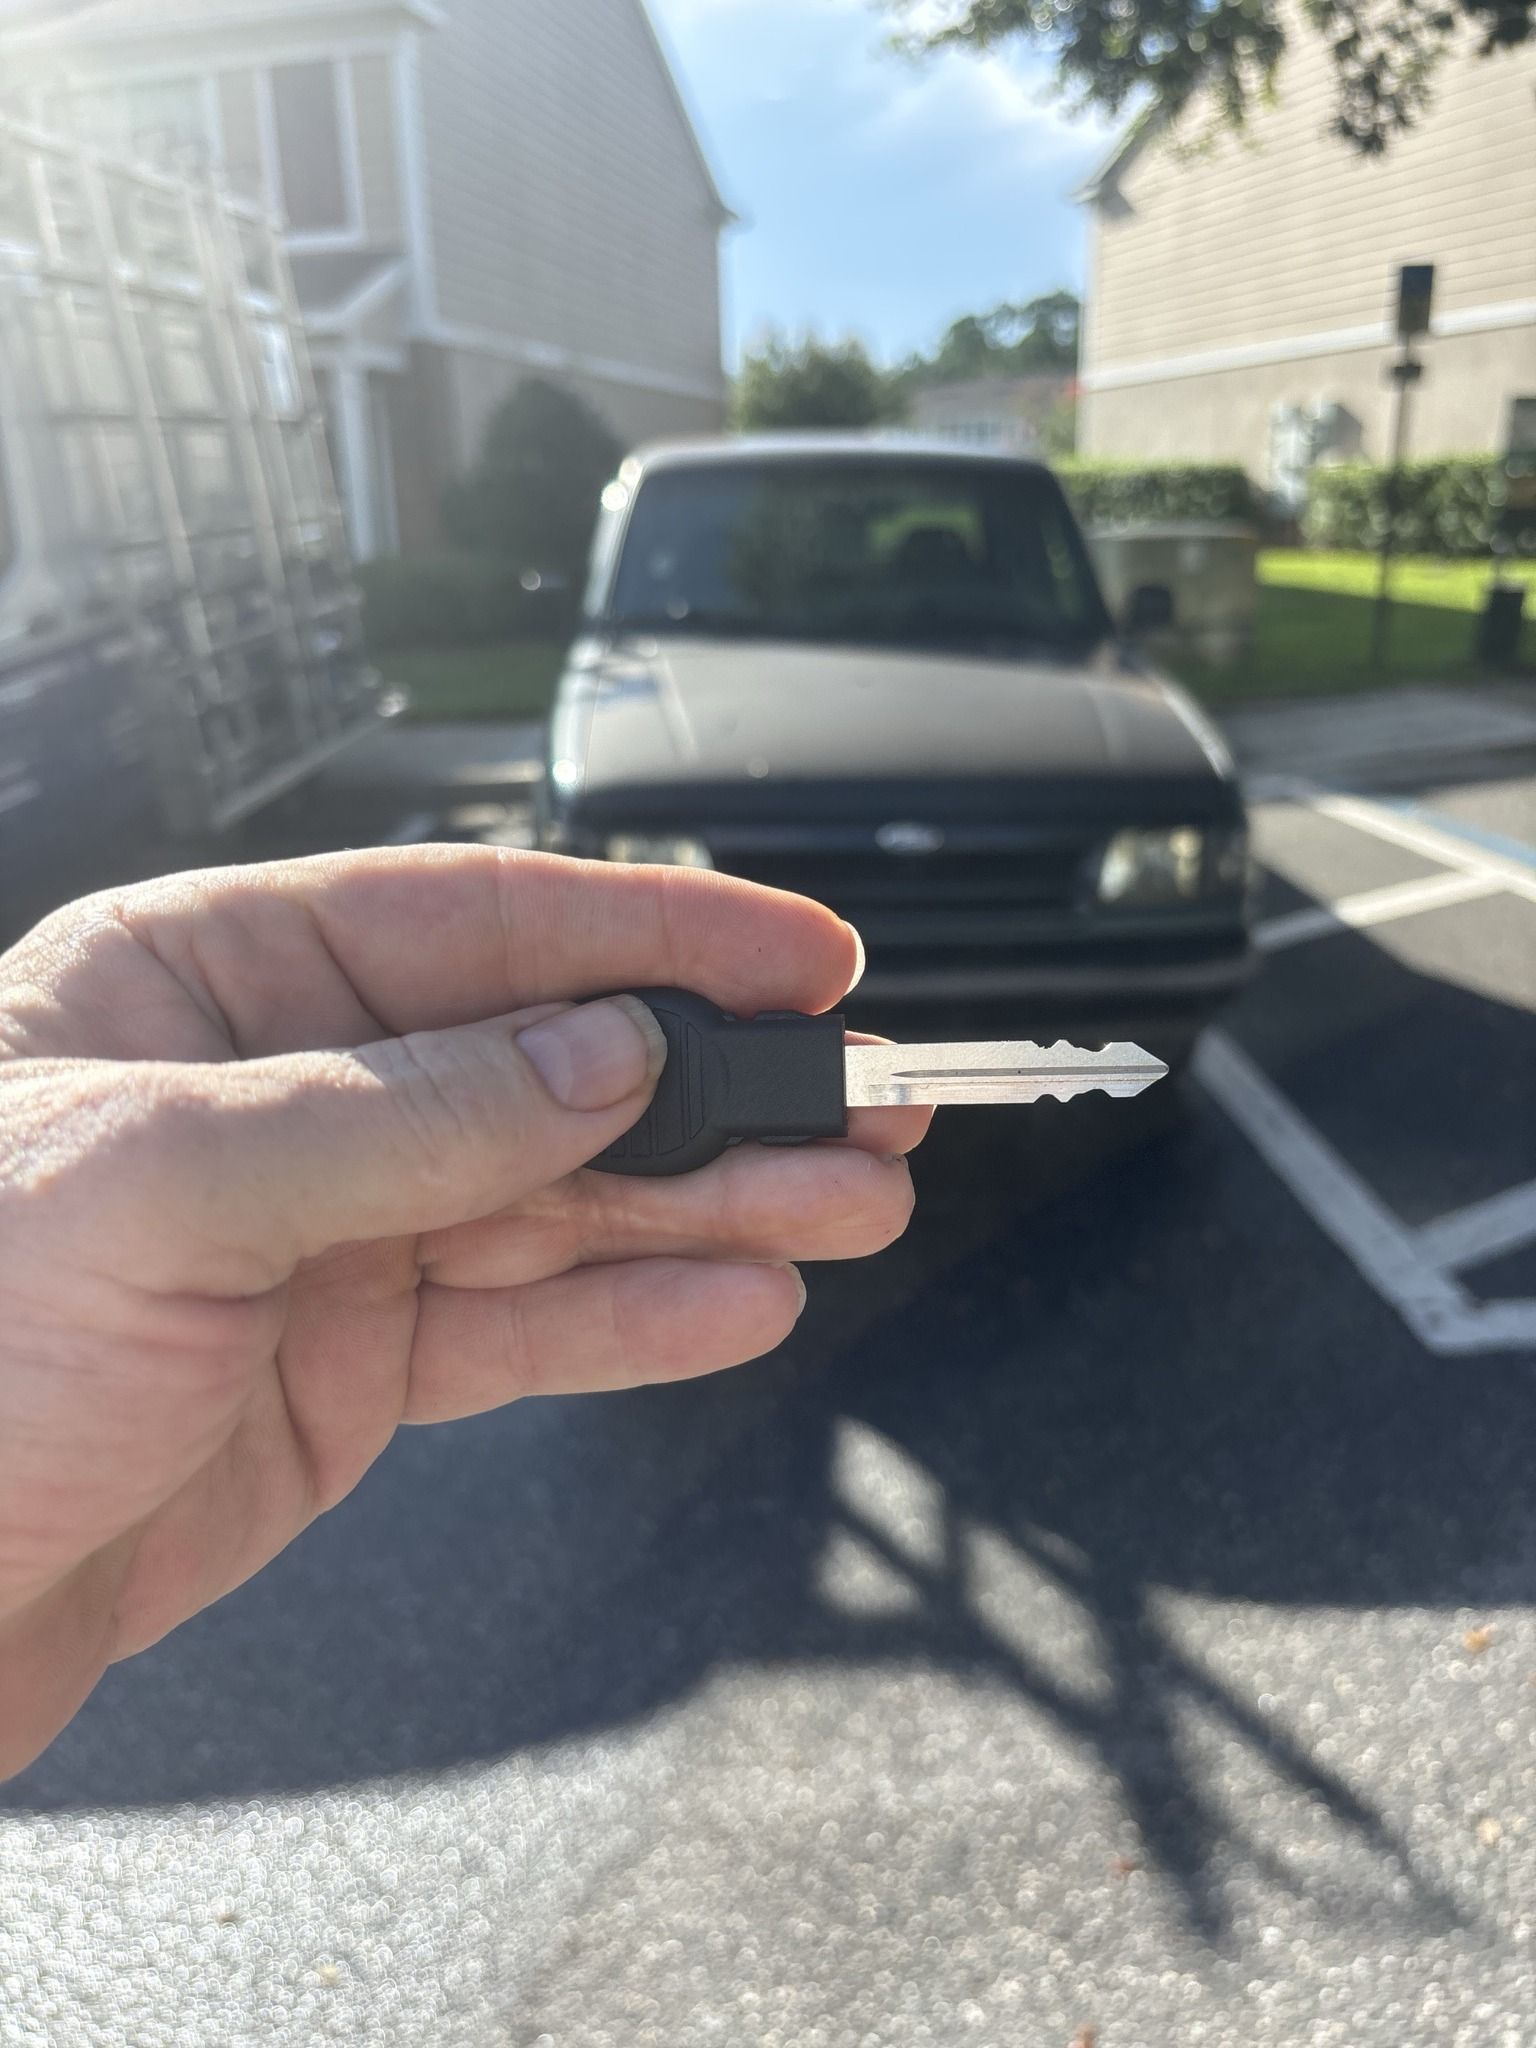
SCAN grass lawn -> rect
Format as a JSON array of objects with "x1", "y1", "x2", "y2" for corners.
[
  {"x1": 378, "y1": 640, "x2": 566, "y2": 723},
  {"x1": 1178, "y1": 550, "x2": 1536, "y2": 705}
]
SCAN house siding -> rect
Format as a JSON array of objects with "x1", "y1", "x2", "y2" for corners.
[
  {"x1": 416, "y1": 0, "x2": 724, "y2": 403},
  {"x1": 1080, "y1": 23, "x2": 1536, "y2": 471},
  {"x1": 1085, "y1": 327, "x2": 1536, "y2": 466}
]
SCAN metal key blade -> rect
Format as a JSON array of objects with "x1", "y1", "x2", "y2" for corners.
[{"x1": 845, "y1": 1039, "x2": 1169, "y2": 1109}]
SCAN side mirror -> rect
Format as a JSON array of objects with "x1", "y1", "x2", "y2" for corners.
[{"x1": 1124, "y1": 583, "x2": 1175, "y2": 636}]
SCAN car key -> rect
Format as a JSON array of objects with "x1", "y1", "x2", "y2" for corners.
[{"x1": 592, "y1": 988, "x2": 1169, "y2": 1177}]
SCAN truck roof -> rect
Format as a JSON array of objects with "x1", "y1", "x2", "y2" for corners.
[{"x1": 622, "y1": 433, "x2": 1057, "y2": 479}]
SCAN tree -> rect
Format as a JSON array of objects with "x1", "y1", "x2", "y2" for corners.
[
  {"x1": 444, "y1": 377, "x2": 623, "y2": 584},
  {"x1": 884, "y1": 0, "x2": 1532, "y2": 153},
  {"x1": 1040, "y1": 389, "x2": 1079, "y2": 461},
  {"x1": 734, "y1": 334, "x2": 907, "y2": 432},
  {"x1": 903, "y1": 292, "x2": 1081, "y2": 385}
]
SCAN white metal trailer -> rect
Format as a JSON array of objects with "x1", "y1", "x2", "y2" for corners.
[{"x1": 0, "y1": 110, "x2": 380, "y2": 863}]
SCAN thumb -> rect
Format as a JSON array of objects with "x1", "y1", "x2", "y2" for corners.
[{"x1": 104, "y1": 997, "x2": 669, "y2": 1290}]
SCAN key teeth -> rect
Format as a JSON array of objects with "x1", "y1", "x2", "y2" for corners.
[
  {"x1": 1047, "y1": 1077, "x2": 1161, "y2": 1105},
  {"x1": 1030, "y1": 1038, "x2": 1165, "y2": 1076},
  {"x1": 980, "y1": 1066, "x2": 1165, "y2": 1106}
]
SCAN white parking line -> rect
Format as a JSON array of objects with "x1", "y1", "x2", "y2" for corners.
[
  {"x1": 1256, "y1": 778, "x2": 1536, "y2": 906},
  {"x1": 1199, "y1": 780, "x2": 1536, "y2": 1358},
  {"x1": 1194, "y1": 1032, "x2": 1536, "y2": 1357},
  {"x1": 1255, "y1": 870, "x2": 1503, "y2": 954},
  {"x1": 1414, "y1": 1178, "x2": 1536, "y2": 1275}
]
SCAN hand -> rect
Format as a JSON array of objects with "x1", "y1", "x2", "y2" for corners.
[{"x1": 0, "y1": 848, "x2": 929, "y2": 1777}]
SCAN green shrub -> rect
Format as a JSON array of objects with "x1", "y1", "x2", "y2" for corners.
[
  {"x1": 358, "y1": 553, "x2": 572, "y2": 655},
  {"x1": 734, "y1": 333, "x2": 906, "y2": 431},
  {"x1": 1302, "y1": 456, "x2": 1519, "y2": 556},
  {"x1": 1058, "y1": 461, "x2": 1259, "y2": 527},
  {"x1": 443, "y1": 377, "x2": 623, "y2": 588}
]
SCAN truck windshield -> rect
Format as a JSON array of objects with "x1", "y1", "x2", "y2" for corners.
[{"x1": 603, "y1": 458, "x2": 1110, "y2": 651}]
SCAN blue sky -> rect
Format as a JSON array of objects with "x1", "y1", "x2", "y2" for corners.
[{"x1": 649, "y1": 0, "x2": 1117, "y2": 367}]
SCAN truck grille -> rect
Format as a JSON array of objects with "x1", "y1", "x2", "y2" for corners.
[{"x1": 721, "y1": 840, "x2": 1097, "y2": 941}]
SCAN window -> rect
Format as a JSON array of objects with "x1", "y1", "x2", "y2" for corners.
[
  {"x1": 270, "y1": 62, "x2": 351, "y2": 234},
  {"x1": 606, "y1": 460, "x2": 1108, "y2": 652}
]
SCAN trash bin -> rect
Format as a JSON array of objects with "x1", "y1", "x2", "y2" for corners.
[{"x1": 1476, "y1": 581, "x2": 1526, "y2": 668}]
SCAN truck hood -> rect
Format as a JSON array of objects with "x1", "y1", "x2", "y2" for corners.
[{"x1": 559, "y1": 637, "x2": 1231, "y2": 797}]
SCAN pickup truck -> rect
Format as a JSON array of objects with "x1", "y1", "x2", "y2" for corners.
[{"x1": 541, "y1": 435, "x2": 1254, "y2": 1061}]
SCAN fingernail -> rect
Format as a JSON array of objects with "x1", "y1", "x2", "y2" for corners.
[
  {"x1": 844, "y1": 922, "x2": 867, "y2": 994},
  {"x1": 518, "y1": 996, "x2": 667, "y2": 1112},
  {"x1": 778, "y1": 1263, "x2": 809, "y2": 1317}
]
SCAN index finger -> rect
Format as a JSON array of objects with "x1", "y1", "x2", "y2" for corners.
[{"x1": 120, "y1": 847, "x2": 865, "y2": 1048}]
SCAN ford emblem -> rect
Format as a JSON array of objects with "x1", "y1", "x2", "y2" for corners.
[{"x1": 877, "y1": 822, "x2": 946, "y2": 857}]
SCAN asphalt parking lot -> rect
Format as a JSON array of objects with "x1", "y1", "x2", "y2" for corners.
[{"x1": 2, "y1": 742, "x2": 1535, "y2": 2048}]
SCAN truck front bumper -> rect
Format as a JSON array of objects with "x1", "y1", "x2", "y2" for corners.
[{"x1": 846, "y1": 929, "x2": 1257, "y2": 1056}]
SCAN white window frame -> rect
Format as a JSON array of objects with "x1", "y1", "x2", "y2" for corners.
[
  {"x1": 53, "y1": 30, "x2": 429, "y2": 329},
  {"x1": 50, "y1": 52, "x2": 367, "y2": 249},
  {"x1": 257, "y1": 57, "x2": 366, "y2": 251}
]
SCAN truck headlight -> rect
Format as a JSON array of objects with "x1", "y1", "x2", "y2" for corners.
[
  {"x1": 605, "y1": 833, "x2": 714, "y2": 869},
  {"x1": 1096, "y1": 826, "x2": 1210, "y2": 906},
  {"x1": 1208, "y1": 824, "x2": 1254, "y2": 898}
]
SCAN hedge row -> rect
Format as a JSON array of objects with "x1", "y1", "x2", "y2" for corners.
[
  {"x1": 358, "y1": 554, "x2": 577, "y2": 654},
  {"x1": 1057, "y1": 456, "x2": 1534, "y2": 557},
  {"x1": 1301, "y1": 457, "x2": 1530, "y2": 557},
  {"x1": 1057, "y1": 461, "x2": 1260, "y2": 527}
]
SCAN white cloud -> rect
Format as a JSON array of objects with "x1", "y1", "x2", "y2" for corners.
[
  {"x1": 649, "y1": 0, "x2": 1109, "y2": 356},
  {"x1": 863, "y1": 42, "x2": 1116, "y2": 173},
  {"x1": 656, "y1": 0, "x2": 1113, "y2": 177}
]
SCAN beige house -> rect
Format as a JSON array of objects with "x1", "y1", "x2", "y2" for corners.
[
  {"x1": 1077, "y1": 26, "x2": 1536, "y2": 501},
  {"x1": 0, "y1": 0, "x2": 730, "y2": 557}
]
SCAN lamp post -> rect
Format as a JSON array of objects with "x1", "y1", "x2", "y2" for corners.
[{"x1": 1371, "y1": 264, "x2": 1434, "y2": 670}]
